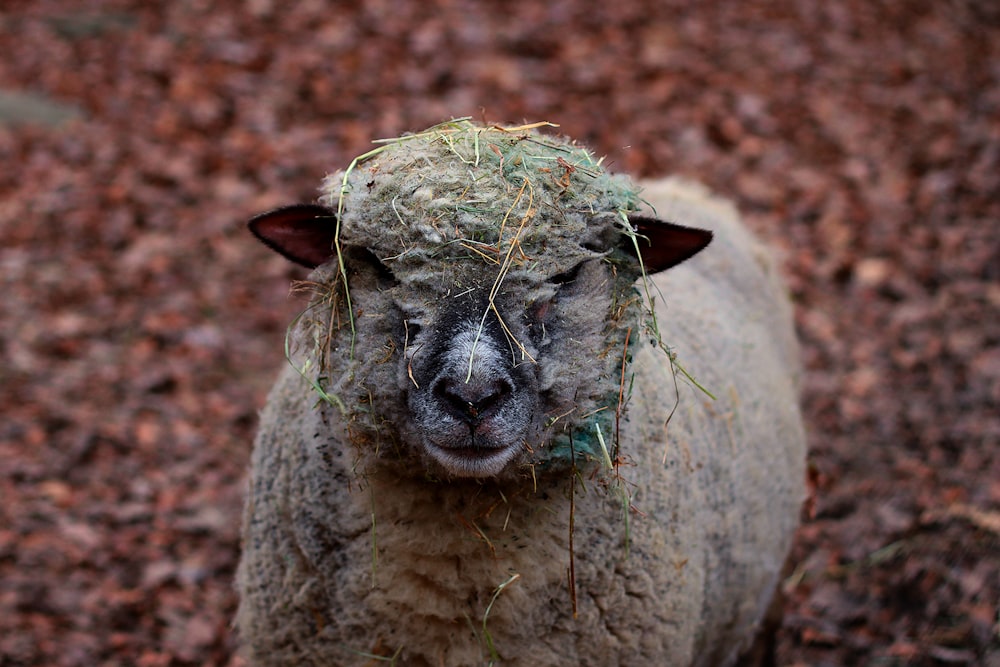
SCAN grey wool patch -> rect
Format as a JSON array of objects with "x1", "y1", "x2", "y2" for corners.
[{"x1": 321, "y1": 119, "x2": 642, "y2": 273}]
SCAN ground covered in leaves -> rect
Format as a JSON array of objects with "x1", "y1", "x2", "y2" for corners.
[{"x1": 1, "y1": 1, "x2": 997, "y2": 665}]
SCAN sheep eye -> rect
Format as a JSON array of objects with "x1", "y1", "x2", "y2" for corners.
[
  {"x1": 348, "y1": 247, "x2": 398, "y2": 287},
  {"x1": 549, "y1": 263, "x2": 583, "y2": 287},
  {"x1": 404, "y1": 319, "x2": 422, "y2": 340}
]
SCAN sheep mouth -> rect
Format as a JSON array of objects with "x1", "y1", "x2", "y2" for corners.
[{"x1": 422, "y1": 438, "x2": 522, "y2": 478}]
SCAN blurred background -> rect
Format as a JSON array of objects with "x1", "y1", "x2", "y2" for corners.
[{"x1": 1, "y1": 1, "x2": 997, "y2": 665}]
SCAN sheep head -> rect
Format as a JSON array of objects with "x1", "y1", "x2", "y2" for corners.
[{"x1": 249, "y1": 121, "x2": 711, "y2": 480}]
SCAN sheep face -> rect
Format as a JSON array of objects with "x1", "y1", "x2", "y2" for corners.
[
  {"x1": 402, "y1": 253, "x2": 626, "y2": 477},
  {"x1": 248, "y1": 122, "x2": 711, "y2": 479},
  {"x1": 404, "y1": 290, "x2": 541, "y2": 477}
]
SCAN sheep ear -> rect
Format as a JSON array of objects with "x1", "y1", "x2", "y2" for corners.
[
  {"x1": 248, "y1": 204, "x2": 338, "y2": 268},
  {"x1": 624, "y1": 215, "x2": 713, "y2": 274}
]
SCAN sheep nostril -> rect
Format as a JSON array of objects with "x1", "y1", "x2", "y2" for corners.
[{"x1": 432, "y1": 376, "x2": 513, "y2": 424}]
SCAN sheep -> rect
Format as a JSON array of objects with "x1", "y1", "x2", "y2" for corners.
[{"x1": 236, "y1": 120, "x2": 806, "y2": 666}]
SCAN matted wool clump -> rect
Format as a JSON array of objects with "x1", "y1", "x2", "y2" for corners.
[
  {"x1": 293, "y1": 119, "x2": 661, "y2": 475},
  {"x1": 323, "y1": 119, "x2": 642, "y2": 277}
]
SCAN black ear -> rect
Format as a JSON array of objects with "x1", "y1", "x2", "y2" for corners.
[
  {"x1": 247, "y1": 204, "x2": 338, "y2": 268},
  {"x1": 624, "y1": 215, "x2": 714, "y2": 274}
]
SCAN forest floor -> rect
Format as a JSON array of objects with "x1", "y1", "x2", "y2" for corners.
[{"x1": 1, "y1": 1, "x2": 997, "y2": 665}]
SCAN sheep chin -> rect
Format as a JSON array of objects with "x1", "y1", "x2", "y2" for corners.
[{"x1": 421, "y1": 438, "x2": 523, "y2": 478}]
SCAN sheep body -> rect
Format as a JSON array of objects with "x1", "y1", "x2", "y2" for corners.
[{"x1": 237, "y1": 123, "x2": 805, "y2": 666}]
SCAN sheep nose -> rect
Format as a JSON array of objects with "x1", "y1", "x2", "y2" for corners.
[{"x1": 432, "y1": 375, "x2": 513, "y2": 424}]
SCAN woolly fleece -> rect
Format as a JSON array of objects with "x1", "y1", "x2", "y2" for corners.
[{"x1": 237, "y1": 125, "x2": 806, "y2": 666}]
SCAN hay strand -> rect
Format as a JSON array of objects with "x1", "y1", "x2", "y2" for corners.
[{"x1": 482, "y1": 573, "x2": 520, "y2": 662}]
